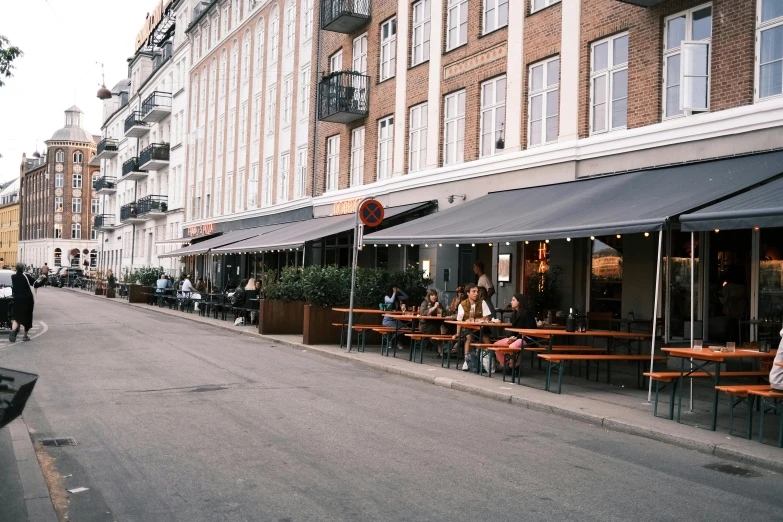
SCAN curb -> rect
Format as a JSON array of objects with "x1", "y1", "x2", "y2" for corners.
[
  {"x1": 64, "y1": 288, "x2": 783, "y2": 474},
  {"x1": 8, "y1": 419, "x2": 59, "y2": 522}
]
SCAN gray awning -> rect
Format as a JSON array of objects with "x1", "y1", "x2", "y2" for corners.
[
  {"x1": 364, "y1": 151, "x2": 783, "y2": 244},
  {"x1": 212, "y1": 202, "x2": 432, "y2": 254},
  {"x1": 681, "y1": 176, "x2": 783, "y2": 232},
  {"x1": 159, "y1": 224, "x2": 289, "y2": 258}
]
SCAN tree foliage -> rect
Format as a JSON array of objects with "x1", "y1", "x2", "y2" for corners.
[{"x1": 0, "y1": 36, "x2": 23, "y2": 87}]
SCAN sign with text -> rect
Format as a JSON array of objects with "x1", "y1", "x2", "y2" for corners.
[
  {"x1": 333, "y1": 198, "x2": 361, "y2": 216},
  {"x1": 135, "y1": 0, "x2": 174, "y2": 52},
  {"x1": 186, "y1": 223, "x2": 215, "y2": 238}
]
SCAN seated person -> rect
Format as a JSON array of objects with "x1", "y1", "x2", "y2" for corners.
[
  {"x1": 453, "y1": 284, "x2": 491, "y2": 371},
  {"x1": 155, "y1": 274, "x2": 172, "y2": 294},
  {"x1": 181, "y1": 275, "x2": 196, "y2": 294},
  {"x1": 770, "y1": 328, "x2": 783, "y2": 392},
  {"x1": 383, "y1": 286, "x2": 410, "y2": 349},
  {"x1": 419, "y1": 289, "x2": 444, "y2": 355},
  {"x1": 493, "y1": 294, "x2": 537, "y2": 369},
  {"x1": 441, "y1": 286, "x2": 466, "y2": 337}
]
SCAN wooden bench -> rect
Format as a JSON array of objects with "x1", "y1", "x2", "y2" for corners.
[
  {"x1": 710, "y1": 384, "x2": 772, "y2": 438},
  {"x1": 472, "y1": 344, "x2": 523, "y2": 383},
  {"x1": 537, "y1": 354, "x2": 667, "y2": 394},
  {"x1": 749, "y1": 389, "x2": 783, "y2": 447},
  {"x1": 369, "y1": 327, "x2": 412, "y2": 357},
  {"x1": 523, "y1": 346, "x2": 607, "y2": 368},
  {"x1": 405, "y1": 334, "x2": 455, "y2": 364}
]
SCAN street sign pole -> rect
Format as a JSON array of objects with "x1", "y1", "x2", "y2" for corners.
[{"x1": 346, "y1": 196, "x2": 374, "y2": 353}]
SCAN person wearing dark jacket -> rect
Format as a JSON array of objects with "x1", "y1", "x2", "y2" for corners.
[
  {"x1": 10, "y1": 263, "x2": 44, "y2": 342},
  {"x1": 491, "y1": 294, "x2": 536, "y2": 369}
]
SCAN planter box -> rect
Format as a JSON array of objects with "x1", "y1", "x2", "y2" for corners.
[
  {"x1": 259, "y1": 300, "x2": 305, "y2": 335},
  {"x1": 106, "y1": 288, "x2": 116, "y2": 298},
  {"x1": 94, "y1": 287, "x2": 104, "y2": 296},
  {"x1": 128, "y1": 284, "x2": 148, "y2": 303},
  {"x1": 303, "y1": 305, "x2": 344, "y2": 345}
]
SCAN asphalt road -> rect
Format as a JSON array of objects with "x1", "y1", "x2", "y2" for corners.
[{"x1": 2, "y1": 288, "x2": 783, "y2": 522}]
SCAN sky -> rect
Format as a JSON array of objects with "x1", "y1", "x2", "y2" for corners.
[{"x1": 0, "y1": 0, "x2": 161, "y2": 183}]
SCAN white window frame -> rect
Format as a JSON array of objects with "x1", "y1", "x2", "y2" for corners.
[
  {"x1": 330, "y1": 49, "x2": 343, "y2": 73},
  {"x1": 91, "y1": 198, "x2": 100, "y2": 214},
  {"x1": 480, "y1": 76, "x2": 506, "y2": 157},
  {"x1": 269, "y1": 8, "x2": 280, "y2": 65},
  {"x1": 483, "y1": 0, "x2": 508, "y2": 34},
  {"x1": 72, "y1": 174, "x2": 82, "y2": 189},
  {"x1": 409, "y1": 103, "x2": 428, "y2": 172},
  {"x1": 300, "y1": 66, "x2": 311, "y2": 118},
  {"x1": 248, "y1": 163, "x2": 259, "y2": 209},
  {"x1": 662, "y1": 4, "x2": 712, "y2": 119},
  {"x1": 411, "y1": 0, "x2": 431, "y2": 67},
  {"x1": 225, "y1": 172, "x2": 233, "y2": 213},
  {"x1": 71, "y1": 223, "x2": 81, "y2": 240},
  {"x1": 263, "y1": 158, "x2": 273, "y2": 206},
  {"x1": 755, "y1": 0, "x2": 783, "y2": 101},
  {"x1": 72, "y1": 198, "x2": 82, "y2": 213},
  {"x1": 231, "y1": 40, "x2": 238, "y2": 91},
  {"x1": 377, "y1": 115, "x2": 394, "y2": 180},
  {"x1": 54, "y1": 197, "x2": 63, "y2": 212},
  {"x1": 73, "y1": 151, "x2": 84, "y2": 163},
  {"x1": 285, "y1": 0, "x2": 296, "y2": 50},
  {"x1": 380, "y1": 18, "x2": 397, "y2": 82},
  {"x1": 256, "y1": 21, "x2": 265, "y2": 73},
  {"x1": 353, "y1": 34, "x2": 368, "y2": 74},
  {"x1": 55, "y1": 173, "x2": 63, "y2": 187},
  {"x1": 350, "y1": 126, "x2": 365, "y2": 187},
  {"x1": 253, "y1": 95, "x2": 262, "y2": 141},
  {"x1": 531, "y1": 0, "x2": 561, "y2": 14},
  {"x1": 527, "y1": 56, "x2": 560, "y2": 147},
  {"x1": 326, "y1": 135, "x2": 340, "y2": 192},
  {"x1": 283, "y1": 75, "x2": 294, "y2": 125},
  {"x1": 278, "y1": 153, "x2": 290, "y2": 202},
  {"x1": 295, "y1": 148, "x2": 307, "y2": 199},
  {"x1": 303, "y1": 0, "x2": 314, "y2": 41},
  {"x1": 55, "y1": 150, "x2": 64, "y2": 162},
  {"x1": 54, "y1": 224, "x2": 62, "y2": 239},
  {"x1": 443, "y1": 90, "x2": 466, "y2": 166},
  {"x1": 589, "y1": 32, "x2": 629, "y2": 135},
  {"x1": 240, "y1": 102, "x2": 248, "y2": 148},
  {"x1": 267, "y1": 84, "x2": 277, "y2": 134},
  {"x1": 446, "y1": 0, "x2": 468, "y2": 51}
]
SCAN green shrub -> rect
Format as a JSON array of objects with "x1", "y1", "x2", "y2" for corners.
[
  {"x1": 122, "y1": 266, "x2": 166, "y2": 286},
  {"x1": 301, "y1": 265, "x2": 352, "y2": 307},
  {"x1": 264, "y1": 266, "x2": 306, "y2": 302}
]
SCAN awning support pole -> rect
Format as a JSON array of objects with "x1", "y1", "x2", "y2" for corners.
[
  {"x1": 647, "y1": 229, "x2": 664, "y2": 403},
  {"x1": 690, "y1": 232, "x2": 695, "y2": 411},
  {"x1": 347, "y1": 197, "x2": 374, "y2": 353}
]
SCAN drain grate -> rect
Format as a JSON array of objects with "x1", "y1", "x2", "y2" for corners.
[
  {"x1": 703, "y1": 462, "x2": 761, "y2": 477},
  {"x1": 38, "y1": 437, "x2": 77, "y2": 447}
]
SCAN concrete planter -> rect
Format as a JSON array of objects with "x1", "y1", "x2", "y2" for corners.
[
  {"x1": 302, "y1": 305, "x2": 343, "y2": 345},
  {"x1": 259, "y1": 300, "x2": 305, "y2": 335}
]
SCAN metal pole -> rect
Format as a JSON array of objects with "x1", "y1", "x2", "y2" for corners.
[
  {"x1": 347, "y1": 197, "x2": 374, "y2": 353},
  {"x1": 690, "y1": 231, "x2": 695, "y2": 411},
  {"x1": 647, "y1": 229, "x2": 664, "y2": 402}
]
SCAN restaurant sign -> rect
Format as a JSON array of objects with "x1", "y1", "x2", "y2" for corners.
[
  {"x1": 333, "y1": 198, "x2": 361, "y2": 216},
  {"x1": 186, "y1": 223, "x2": 215, "y2": 237},
  {"x1": 135, "y1": 0, "x2": 174, "y2": 52}
]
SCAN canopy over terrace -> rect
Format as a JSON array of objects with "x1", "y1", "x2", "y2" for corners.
[
  {"x1": 363, "y1": 151, "x2": 783, "y2": 245},
  {"x1": 158, "y1": 222, "x2": 292, "y2": 258},
  {"x1": 211, "y1": 202, "x2": 433, "y2": 254},
  {"x1": 681, "y1": 176, "x2": 783, "y2": 232}
]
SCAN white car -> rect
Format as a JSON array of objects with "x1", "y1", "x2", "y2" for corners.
[{"x1": 0, "y1": 270, "x2": 13, "y2": 299}]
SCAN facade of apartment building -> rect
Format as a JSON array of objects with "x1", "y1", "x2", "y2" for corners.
[
  {"x1": 18, "y1": 107, "x2": 100, "y2": 270},
  {"x1": 94, "y1": 0, "x2": 189, "y2": 276},
  {"x1": 0, "y1": 179, "x2": 20, "y2": 267}
]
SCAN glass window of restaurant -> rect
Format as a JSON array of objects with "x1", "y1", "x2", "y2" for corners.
[
  {"x1": 590, "y1": 236, "x2": 623, "y2": 318},
  {"x1": 704, "y1": 229, "x2": 751, "y2": 343},
  {"x1": 757, "y1": 227, "x2": 783, "y2": 342},
  {"x1": 665, "y1": 230, "x2": 702, "y2": 341}
]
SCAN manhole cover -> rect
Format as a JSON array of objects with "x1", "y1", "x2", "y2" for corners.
[
  {"x1": 38, "y1": 437, "x2": 77, "y2": 447},
  {"x1": 703, "y1": 462, "x2": 761, "y2": 477}
]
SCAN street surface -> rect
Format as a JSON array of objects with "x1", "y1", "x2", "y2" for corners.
[{"x1": 2, "y1": 288, "x2": 783, "y2": 522}]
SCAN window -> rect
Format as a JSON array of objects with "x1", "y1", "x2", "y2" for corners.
[
  {"x1": 54, "y1": 225, "x2": 62, "y2": 239},
  {"x1": 380, "y1": 18, "x2": 397, "y2": 81},
  {"x1": 447, "y1": 0, "x2": 468, "y2": 50},
  {"x1": 480, "y1": 77, "x2": 506, "y2": 157},
  {"x1": 231, "y1": 40, "x2": 239, "y2": 90},
  {"x1": 269, "y1": 7, "x2": 280, "y2": 64},
  {"x1": 218, "y1": 116, "x2": 225, "y2": 155},
  {"x1": 54, "y1": 197, "x2": 63, "y2": 212},
  {"x1": 228, "y1": 110, "x2": 236, "y2": 150},
  {"x1": 91, "y1": 228, "x2": 97, "y2": 240},
  {"x1": 326, "y1": 135, "x2": 340, "y2": 191},
  {"x1": 73, "y1": 151, "x2": 84, "y2": 163},
  {"x1": 256, "y1": 20, "x2": 265, "y2": 73},
  {"x1": 303, "y1": 0, "x2": 313, "y2": 40},
  {"x1": 377, "y1": 116, "x2": 394, "y2": 180},
  {"x1": 55, "y1": 150, "x2": 64, "y2": 162},
  {"x1": 300, "y1": 66, "x2": 311, "y2": 117},
  {"x1": 267, "y1": 84, "x2": 277, "y2": 133},
  {"x1": 295, "y1": 148, "x2": 307, "y2": 199},
  {"x1": 92, "y1": 173, "x2": 99, "y2": 187},
  {"x1": 531, "y1": 0, "x2": 560, "y2": 13},
  {"x1": 330, "y1": 50, "x2": 343, "y2": 73},
  {"x1": 408, "y1": 104, "x2": 428, "y2": 172},
  {"x1": 757, "y1": 0, "x2": 783, "y2": 100},
  {"x1": 240, "y1": 103, "x2": 248, "y2": 146},
  {"x1": 590, "y1": 33, "x2": 628, "y2": 134},
  {"x1": 233, "y1": 0, "x2": 240, "y2": 25},
  {"x1": 236, "y1": 169, "x2": 245, "y2": 211},
  {"x1": 223, "y1": 6, "x2": 229, "y2": 33},
  {"x1": 279, "y1": 153, "x2": 290, "y2": 202},
  {"x1": 72, "y1": 198, "x2": 82, "y2": 213},
  {"x1": 214, "y1": 177, "x2": 222, "y2": 215},
  {"x1": 283, "y1": 75, "x2": 293, "y2": 125},
  {"x1": 55, "y1": 173, "x2": 63, "y2": 187},
  {"x1": 411, "y1": 1, "x2": 431, "y2": 66},
  {"x1": 243, "y1": 31, "x2": 251, "y2": 79},
  {"x1": 225, "y1": 173, "x2": 233, "y2": 212},
  {"x1": 263, "y1": 159, "x2": 273, "y2": 205},
  {"x1": 73, "y1": 174, "x2": 82, "y2": 188},
  {"x1": 212, "y1": 18, "x2": 218, "y2": 45},
  {"x1": 253, "y1": 95, "x2": 262, "y2": 140},
  {"x1": 483, "y1": 0, "x2": 508, "y2": 33},
  {"x1": 353, "y1": 34, "x2": 368, "y2": 74},
  {"x1": 663, "y1": 5, "x2": 712, "y2": 118},
  {"x1": 220, "y1": 50, "x2": 227, "y2": 99},
  {"x1": 91, "y1": 199, "x2": 100, "y2": 214},
  {"x1": 528, "y1": 56, "x2": 560, "y2": 147},
  {"x1": 351, "y1": 127, "x2": 365, "y2": 186},
  {"x1": 285, "y1": 0, "x2": 296, "y2": 49},
  {"x1": 72, "y1": 223, "x2": 81, "y2": 239},
  {"x1": 249, "y1": 163, "x2": 259, "y2": 208},
  {"x1": 443, "y1": 91, "x2": 465, "y2": 166}
]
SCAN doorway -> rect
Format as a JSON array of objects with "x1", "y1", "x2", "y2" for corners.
[{"x1": 706, "y1": 229, "x2": 751, "y2": 343}]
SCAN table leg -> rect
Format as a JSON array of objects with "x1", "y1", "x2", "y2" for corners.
[
  {"x1": 711, "y1": 364, "x2": 722, "y2": 432},
  {"x1": 340, "y1": 312, "x2": 347, "y2": 349},
  {"x1": 677, "y1": 357, "x2": 686, "y2": 423}
]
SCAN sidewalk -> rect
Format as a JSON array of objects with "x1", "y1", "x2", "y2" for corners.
[{"x1": 69, "y1": 288, "x2": 783, "y2": 472}]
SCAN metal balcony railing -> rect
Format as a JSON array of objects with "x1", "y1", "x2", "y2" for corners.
[
  {"x1": 124, "y1": 111, "x2": 148, "y2": 134},
  {"x1": 94, "y1": 214, "x2": 116, "y2": 229},
  {"x1": 139, "y1": 143, "x2": 170, "y2": 167},
  {"x1": 318, "y1": 71, "x2": 370, "y2": 123},
  {"x1": 122, "y1": 157, "x2": 146, "y2": 177},
  {"x1": 136, "y1": 194, "x2": 168, "y2": 216},
  {"x1": 96, "y1": 138, "x2": 119, "y2": 156},
  {"x1": 321, "y1": 0, "x2": 371, "y2": 33},
  {"x1": 93, "y1": 176, "x2": 117, "y2": 192},
  {"x1": 120, "y1": 202, "x2": 139, "y2": 222},
  {"x1": 141, "y1": 91, "x2": 172, "y2": 120}
]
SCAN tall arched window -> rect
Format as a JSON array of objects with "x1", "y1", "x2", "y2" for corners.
[
  {"x1": 231, "y1": 40, "x2": 239, "y2": 90},
  {"x1": 55, "y1": 150, "x2": 65, "y2": 162},
  {"x1": 255, "y1": 19, "x2": 265, "y2": 73},
  {"x1": 90, "y1": 249, "x2": 97, "y2": 268},
  {"x1": 73, "y1": 151, "x2": 83, "y2": 163},
  {"x1": 54, "y1": 248, "x2": 62, "y2": 267},
  {"x1": 243, "y1": 30, "x2": 251, "y2": 80},
  {"x1": 210, "y1": 58, "x2": 217, "y2": 106},
  {"x1": 269, "y1": 6, "x2": 279, "y2": 65},
  {"x1": 220, "y1": 49, "x2": 228, "y2": 99},
  {"x1": 285, "y1": 0, "x2": 296, "y2": 50}
]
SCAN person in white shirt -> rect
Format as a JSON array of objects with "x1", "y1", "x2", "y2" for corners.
[
  {"x1": 181, "y1": 275, "x2": 195, "y2": 293},
  {"x1": 474, "y1": 261, "x2": 495, "y2": 299},
  {"x1": 770, "y1": 328, "x2": 783, "y2": 392},
  {"x1": 453, "y1": 283, "x2": 491, "y2": 371}
]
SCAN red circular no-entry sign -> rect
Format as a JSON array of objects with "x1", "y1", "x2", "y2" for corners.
[{"x1": 359, "y1": 199, "x2": 384, "y2": 227}]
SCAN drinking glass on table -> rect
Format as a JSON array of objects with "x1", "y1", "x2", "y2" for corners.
[{"x1": 401, "y1": 303, "x2": 407, "y2": 313}]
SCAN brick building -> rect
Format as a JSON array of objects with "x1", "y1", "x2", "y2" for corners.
[{"x1": 18, "y1": 107, "x2": 100, "y2": 269}]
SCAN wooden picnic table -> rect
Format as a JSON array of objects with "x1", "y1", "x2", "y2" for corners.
[
  {"x1": 663, "y1": 347, "x2": 778, "y2": 431},
  {"x1": 509, "y1": 328, "x2": 651, "y2": 354},
  {"x1": 444, "y1": 321, "x2": 513, "y2": 374},
  {"x1": 332, "y1": 308, "x2": 404, "y2": 348}
]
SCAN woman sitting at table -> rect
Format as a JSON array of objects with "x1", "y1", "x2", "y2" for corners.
[
  {"x1": 492, "y1": 294, "x2": 537, "y2": 369},
  {"x1": 382, "y1": 286, "x2": 409, "y2": 327},
  {"x1": 419, "y1": 289, "x2": 444, "y2": 355}
]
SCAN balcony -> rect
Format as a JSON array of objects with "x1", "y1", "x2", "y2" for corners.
[
  {"x1": 141, "y1": 91, "x2": 172, "y2": 123},
  {"x1": 93, "y1": 176, "x2": 117, "y2": 194},
  {"x1": 121, "y1": 157, "x2": 148, "y2": 181},
  {"x1": 94, "y1": 214, "x2": 117, "y2": 231},
  {"x1": 120, "y1": 202, "x2": 146, "y2": 224},
  {"x1": 321, "y1": 0, "x2": 370, "y2": 33},
  {"x1": 136, "y1": 195, "x2": 168, "y2": 219},
  {"x1": 139, "y1": 143, "x2": 170, "y2": 170},
  {"x1": 318, "y1": 71, "x2": 370, "y2": 123},
  {"x1": 124, "y1": 111, "x2": 150, "y2": 138},
  {"x1": 95, "y1": 138, "x2": 119, "y2": 160},
  {"x1": 614, "y1": 0, "x2": 669, "y2": 5}
]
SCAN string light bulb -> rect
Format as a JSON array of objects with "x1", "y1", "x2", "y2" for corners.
[
  {"x1": 616, "y1": 234, "x2": 622, "y2": 239},
  {"x1": 566, "y1": 238, "x2": 571, "y2": 242},
  {"x1": 644, "y1": 232, "x2": 650, "y2": 237}
]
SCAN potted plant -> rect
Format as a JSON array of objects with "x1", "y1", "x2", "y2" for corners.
[
  {"x1": 301, "y1": 265, "x2": 351, "y2": 345},
  {"x1": 259, "y1": 267, "x2": 306, "y2": 335},
  {"x1": 94, "y1": 269, "x2": 105, "y2": 296},
  {"x1": 106, "y1": 271, "x2": 117, "y2": 298}
]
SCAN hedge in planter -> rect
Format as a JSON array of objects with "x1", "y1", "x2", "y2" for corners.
[{"x1": 259, "y1": 267, "x2": 306, "y2": 335}]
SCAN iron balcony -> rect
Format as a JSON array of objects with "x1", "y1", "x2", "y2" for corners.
[
  {"x1": 94, "y1": 214, "x2": 117, "y2": 230},
  {"x1": 136, "y1": 195, "x2": 168, "y2": 218},
  {"x1": 120, "y1": 202, "x2": 145, "y2": 223},
  {"x1": 121, "y1": 157, "x2": 148, "y2": 181},
  {"x1": 321, "y1": 0, "x2": 371, "y2": 33},
  {"x1": 138, "y1": 143, "x2": 170, "y2": 171},
  {"x1": 318, "y1": 71, "x2": 370, "y2": 123},
  {"x1": 95, "y1": 138, "x2": 119, "y2": 160},
  {"x1": 93, "y1": 176, "x2": 117, "y2": 194},
  {"x1": 124, "y1": 111, "x2": 150, "y2": 138},
  {"x1": 141, "y1": 91, "x2": 172, "y2": 123}
]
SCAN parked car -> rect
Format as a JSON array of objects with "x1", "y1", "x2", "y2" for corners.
[
  {"x1": 0, "y1": 270, "x2": 15, "y2": 329},
  {"x1": 52, "y1": 268, "x2": 84, "y2": 288}
]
